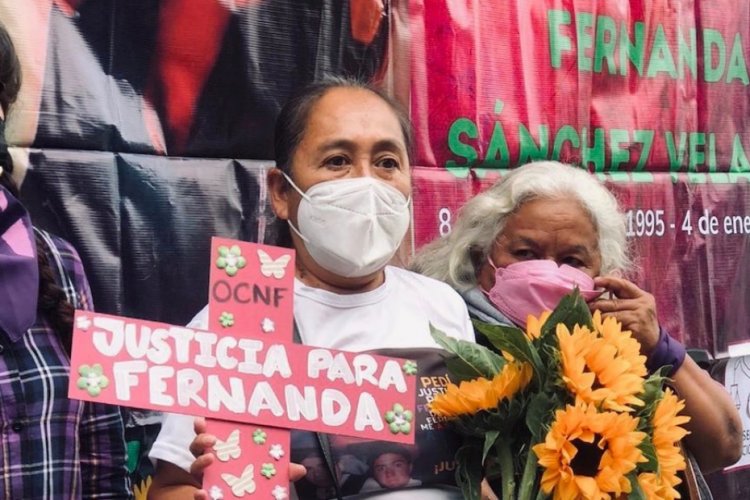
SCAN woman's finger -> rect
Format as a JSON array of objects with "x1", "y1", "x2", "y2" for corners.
[
  {"x1": 590, "y1": 296, "x2": 640, "y2": 313},
  {"x1": 594, "y1": 276, "x2": 645, "y2": 299},
  {"x1": 189, "y1": 452, "x2": 215, "y2": 478},
  {"x1": 290, "y1": 463, "x2": 307, "y2": 482},
  {"x1": 193, "y1": 416, "x2": 207, "y2": 435},
  {"x1": 189, "y1": 433, "x2": 216, "y2": 458}
]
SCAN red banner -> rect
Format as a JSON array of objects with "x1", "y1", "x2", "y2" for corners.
[
  {"x1": 408, "y1": 1, "x2": 750, "y2": 358},
  {"x1": 411, "y1": 0, "x2": 750, "y2": 174}
]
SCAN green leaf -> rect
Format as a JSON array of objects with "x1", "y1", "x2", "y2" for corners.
[
  {"x1": 638, "y1": 436, "x2": 659, "y2": 473},
  {"x1": 627, "y1": 473, "x2": 647, "y2": 500},
  {"x1": 455, "y1": 444, "x2": 483, "y2": 500},
  {"x1": 430, "y1": 323, "x2": 506, "y2": 380},
  {"x1": 541, "y1": 289, "x2": 593, "y2": 337},
  {"x1": 525, "y1": 393, "x2": 556, "y2": 443},
  {"x1": 483, "y1": 430, "x2": 500, "y2": 464},
  {"x1": 473, "y1": 320, "x2": 545, "y2": 381},
  {"x1": 534, "y1": 489, "x2": 550, "y2": 500},
  {"x1": 641, "y1": 369, "x2": 670, "y2": 403},
  {"x1": 637, "y1": 368, "x2": 671, "y2": 425}
]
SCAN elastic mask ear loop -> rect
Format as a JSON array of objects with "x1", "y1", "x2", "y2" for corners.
[
  {"x1": 481, "y1": 253, "x2": 500, "y2": 296},
  {"x1": 286, "y1": 218, "x2": 309, "y2": 243},
  {"x1": 280, "y1": 172, "x2": 311, "y2": 242},
  {"x1": 486, "y1": 254, "x2": 499, "y2": 271},
  {"x1": 281, "y1": 172, "x2": 308, "y2": 200}
]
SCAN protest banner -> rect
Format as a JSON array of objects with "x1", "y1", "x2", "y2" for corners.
[{"x1": 68, "y1": 240, "x2": 416, "y2": 499}]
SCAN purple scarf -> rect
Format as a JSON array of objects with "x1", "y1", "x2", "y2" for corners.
[{"x1": 0, "y1": 185, "x2": 39, "y2": 341}]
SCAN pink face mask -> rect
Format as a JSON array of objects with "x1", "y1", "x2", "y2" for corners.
[{"x1": 485, "y1": 259, "x2": 602, "y2": 328}]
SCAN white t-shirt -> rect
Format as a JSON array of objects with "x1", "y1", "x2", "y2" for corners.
[{"x1": 149, "y1": 266, "x2": 473, "y2": 471}]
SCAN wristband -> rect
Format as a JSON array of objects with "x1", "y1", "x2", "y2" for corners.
[{"x1": 646, "y1": 326, "x2": 687, "y2": 376}]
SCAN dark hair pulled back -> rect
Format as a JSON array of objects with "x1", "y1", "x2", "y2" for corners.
[
  {"x1": 1, "y1": 23, "x2": 74, "y2": 355},
  {"x1": 269, "y1": 75, "x2": 412, "y2": 247}
]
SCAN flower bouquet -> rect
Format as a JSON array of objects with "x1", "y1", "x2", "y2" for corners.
[{"x1": 429, "y1": 290, "x2": 690, "y2": 500}]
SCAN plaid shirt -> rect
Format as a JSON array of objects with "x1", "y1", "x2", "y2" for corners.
[{"x1": 0, "y1": 230, "x2": 132, "y2": 499}]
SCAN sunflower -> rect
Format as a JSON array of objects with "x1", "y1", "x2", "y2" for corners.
[
  {"x1": 557, "y1": 315, "x2": 647, "y2": 412},
  {"x1": 492, "y1": 360, "x2": 533, "y2": 401},
  {"x1": 429, "y1": 376, "x2": 495, "y2": 417},
  {"x1": 592, "y1": 311, "x2": 647, "y2": 378},
  {"x1": 533, "y1": 403, "x2": 647, "y2": 499},
  {"x1": 429, "y1": 361, "x2": 532, "y2": 417},
  {"x1": 133, "y1": 476, "x2": 152, "y2": 500},
  {"x1": 636, "y1": 472, "x2": 662, "y2": 498},
  {"x1": 637, "y1": 388, "x2": 690, "y2": 499},
  {"x1": 526, "y1": 310, "x2": 552, "y2": 340}
]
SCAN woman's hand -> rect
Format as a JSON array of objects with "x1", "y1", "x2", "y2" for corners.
[
  {"x1": 189, "y1": 418, "x2": 307, "y2": 500},
  {"x1": 588, "y1": 277, "x2": 742, "y2": 471},
  {"x1": 589, "y1": 276, "x2": 660, "y2": 354},
  {"x1": 189, "y1": 418, "x2": 216, "y2": 480}
]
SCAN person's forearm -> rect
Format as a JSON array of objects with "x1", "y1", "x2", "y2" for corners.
[
  {"x1": 148, "y1": 461, "x2": 201, "y2": 500},
  {"x1": 671, "y1": 357, "x2": 742, "y2": 472},
  {"x1": 147, "y1": 484, "x2": 198, "y2": 500}
]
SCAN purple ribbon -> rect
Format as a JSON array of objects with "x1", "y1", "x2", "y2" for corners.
[
  {"x1": 646, "y1": 326, "x2": 687, "y2": 376},
  {"x1": 0, "y1": 185, "x2": 39, "y2": 341}
]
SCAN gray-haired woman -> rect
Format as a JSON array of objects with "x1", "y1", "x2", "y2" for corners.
[{"x1": 412, "y1": 161, "x2": 741, "y2": 477}]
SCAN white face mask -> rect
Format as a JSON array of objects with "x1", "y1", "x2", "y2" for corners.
[{"x1": 283, "y1": 174, "x2": 411, "y2": 278}]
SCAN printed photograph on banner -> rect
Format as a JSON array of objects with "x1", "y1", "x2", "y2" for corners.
[
  {"x1": 724, "y1": 355, "x2": 750, "y2": 471},
  {"x1": 290, "y1": 347, "x2": 465, "y2": 498}
]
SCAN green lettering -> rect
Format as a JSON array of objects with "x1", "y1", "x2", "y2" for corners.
[
  {"x1": 634, "y1": 130, "x2": 655, "y2": 171},
  {"x1": 576, "y1": 12, "x2": 594, "y2": 71},
  {"x1": 665, "y1": 131, "x2": 688, "y2": 170},
  {"x1": 703, "y1": 29, "x2": 726, "y2": 83},
  {"x1": 726, "y1": 33, "x2": 749, "y2": 84},
  {"x1": 548, "y1": 9, "x2": 572, "y2": 69},
  {"x1": 620, "y1": 22, "x2": 645, "y2": 76},
  {"x1": 609, "y1": 129, "x2": 630, "y2": 170},
  {"x1": 552, "y1": 125, "x2": 580, "y2": 160},
  {"x1": 481, "y1": 122, "x2": 510, "y2": 168},
  {"x1": 687, "y1": 172, "x2": 708, "y2": 184},
  {"x1": 606, "y1": 172, "x2": 631, "y2": 183},
  {"x1": 730, "y1": 134, "x2": 750, "y2": 171},
  {"x1": 582, "y1": 127, "x2": 605, "y2": 171},
  {"x1": 707, "y1": 133, "x2": 717, "y2": 171},
  {"x1": 678, "y1": 28, "x2": 697, "y2": 79},
  {"x1": 518, "y1": 124, "x2": 550, "y2": 163},
  {"x1": 647, "y1": 25, "x2": 677, "y2": 78},
  {"x1": 688, "y1": 132, "x2": 705, "y2": 171},
  {"x1": 708, "y1": 173, "x2": 729, "y2": 183},
  {"x1": 728, "y1": 172, "x2": 750, "y2": 183},
  {"x1": 594, "y1": 15, "x2": 617, "y2": 74},
  {"x1": 631, "y1": 172, "x2": 654, "y2": 182},
  {"x1": 445, "y1": 118, "x2": 478, "y2": 177}
]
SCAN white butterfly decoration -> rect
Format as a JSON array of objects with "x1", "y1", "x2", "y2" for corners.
[
  {"x1": 257, "y1": 249, "x2": 292, "y2": 279},
  {"x1": 221, "y1": 464, "x2": 256, "y2": 497},
  {"x1": 214, "y1": 429, "x2": 241, "y2": 462}
]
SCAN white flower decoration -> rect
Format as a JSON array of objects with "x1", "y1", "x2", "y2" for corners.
[
  {"x1": 271, "y1": 485, "x2": 288, "y2": 500},
  {"x1": 261, "y1": 318, "x2": 276, "y2": 333},
  {"x1": 268, "y1": 444, "x2": 285, "y2": 461},
  {"x1": 208, "y1": 485, "x2": 224, "y2": 500}
]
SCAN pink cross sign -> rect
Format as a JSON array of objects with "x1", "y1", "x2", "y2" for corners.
[{"x1": 68, "y1": 238, "x2": 418, "y2": 499}]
